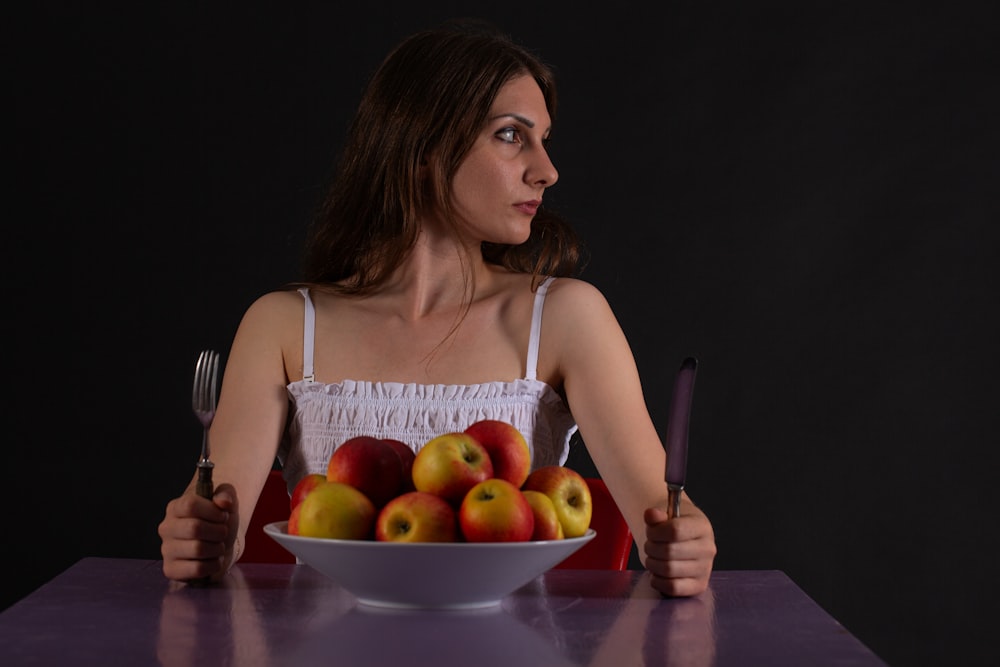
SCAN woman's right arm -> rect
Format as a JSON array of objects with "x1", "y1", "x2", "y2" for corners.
[{"x1": 158, "y1": 291, "x2": 300, "y2": 582}]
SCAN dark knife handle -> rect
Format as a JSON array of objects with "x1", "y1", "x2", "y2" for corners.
[
  {"x1": 664, "y1": 357, "x2": 697, "y2": 484},
  {"x1": 665, "y1": 357, "x2": 698, "y2": 520}
]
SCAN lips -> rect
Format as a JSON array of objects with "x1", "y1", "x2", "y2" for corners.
[{"x1": 514, "y1": 200, "x2": 541, "y2": 216}]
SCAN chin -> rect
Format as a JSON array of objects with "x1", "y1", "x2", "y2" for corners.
[
  {"x1": 472, "y1": 219, "x2": 534, "y2": 250},
  {"x1": 498, "y1": 224, "x2": 534, "y2": 247}
]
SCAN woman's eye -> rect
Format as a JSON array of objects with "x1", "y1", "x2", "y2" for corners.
[{"x1": 495, "y1": 127, "x2": 519, "y2": 144}]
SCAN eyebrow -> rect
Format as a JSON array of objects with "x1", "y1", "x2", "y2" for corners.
[{"x1": 489, "y1": 113, "x2": 536, "y2": 128}]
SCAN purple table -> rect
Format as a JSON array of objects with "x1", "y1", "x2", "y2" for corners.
[{"x1": 0, "y1": 558, "x2": 884, "y2": 666}]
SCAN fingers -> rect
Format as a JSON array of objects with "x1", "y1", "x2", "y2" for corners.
[
  {"x1": 159, "y1": 486, "x2": 239, "y2": 583},
  {"x1": 644, "y1": 538, "x2": 716, "y2": 597},
  {"x1": 644, "y1": 506, "x2": 714, "y2": 543},
  {"x1": 213, "y1": 483, "x2": 241, "y2": 558},
  {"x1": 212, "y1": 483, "x2": 238, "y2": 514},
  {"x1": 165, "y1": 492, "x2": 230, "y2": 524},
  {"x1": 159, "y1": 521, "x2": 229, "y2": 582},
  {"x1": 642, "y1": 505, "x2": 717, "y2": 597},
  {"x1": 160, "y1": 543, "x2": 228, "y2": 582},
  {"x1": 648, "y1": 570, "x2": 712, "y2": 598}
]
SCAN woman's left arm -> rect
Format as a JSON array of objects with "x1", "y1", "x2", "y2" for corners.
[{"x1": 542, "y1": 278, "x2": 716, "y2": 596}]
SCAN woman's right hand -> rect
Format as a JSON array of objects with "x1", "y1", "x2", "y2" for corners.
[{"x1": 158, "y1": 483, "x2": 239, "y2": 583}]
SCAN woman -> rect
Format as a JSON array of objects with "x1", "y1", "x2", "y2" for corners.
[{"x1": 159, "y1": 20, "x2": 716, "y2": 597}]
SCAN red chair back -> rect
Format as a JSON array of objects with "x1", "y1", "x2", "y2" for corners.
[
  {"x1": 553, "y1": 477, "x2": 633, "y2": 570},
  {"x1": 242, "y1": 469, "x2": 296, "y2": 563},
  {"x1": 243, "y1": 470, "x2": 633, "y2": 570}
]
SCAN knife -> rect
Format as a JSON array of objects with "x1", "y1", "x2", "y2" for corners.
[{"x1": 665, "y1": 356, "x2": 698, "y2": 520}]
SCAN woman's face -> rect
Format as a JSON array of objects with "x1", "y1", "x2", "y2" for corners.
[{"x1": 448, "y1": 74, "x2": 559, "y2": 245}]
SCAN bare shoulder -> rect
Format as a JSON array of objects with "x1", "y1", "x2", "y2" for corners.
[
  {"x1": 541, "y1": 277, "x2": 617, "y2": 327},
  {"x1": 230, "y1": 289, "x2": 305, "y2": 353},
  {"x1": 226, "y1": 289, "x2": 307, "y2": 383},
  {"x1": 536, "y1": 277, "x2": 627, "y2": 385},
  {"x1": 239, "y1": 289, "x2": 304, "y2": 327}
]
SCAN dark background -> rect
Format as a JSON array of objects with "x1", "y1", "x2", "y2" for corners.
[{"x1": 9, "y1": 2, "x2": 997, "y2": 665}]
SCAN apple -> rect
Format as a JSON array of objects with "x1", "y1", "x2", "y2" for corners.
[
  {"x1": 522, "y1": 489, "x2": 564, "y2": 541},
  {"x1": 458, "y1": 478, "x2": 535, "y2": 542},
  {"x1": 464, "y1": 419, "x2": 531, "y2": 488},
  {"x1": 522, "y1": 466, "x2": 593, "y2": 538},
  {"x1": 287, "y1": 501, "x2": 303, "y2": 535},
  {"x1": 412, "y1": 432, "x2": 494, "y2": 504},
  {"x1": 382, "y1": 438, "x2": 417, "y2": 493},
  {"x1": 375, "y1": 491, "x2": 458, "y2": 542},
  {"x1": 290, "y1": 473, "x2": 327, "y2": 512},
  {"x1": 326, "y1": 435, "x2": 406, "y2": 507},
  {"x1": 295, "y1": 481, "x2": 376, "y2": 540}
]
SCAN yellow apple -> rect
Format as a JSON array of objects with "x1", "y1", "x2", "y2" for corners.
[
  {"x1": 522, "y1": 489, "x2": 564, "y2": 540},
  {"x1": 412, "y1": 432, "x2": 494, "y2": 504},
  {"x1": 295, "y1": 481, "x2": 377, "y2": 540},
  {"x1": 464, "y1": 419, "x2": 531, "y2": 488},
  {"x1": 458, "y1": 478, "x2": 535, "y2": 542},
  {"x1": 522, "y1": 466, "x2": 592, "y2": 538},
  {"x1": 375, "y1": 491, "x2": 458, "y2": 542}
]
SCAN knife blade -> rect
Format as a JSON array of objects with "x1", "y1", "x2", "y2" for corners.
[{"x1": 665, "y1": 356, "x2": 698, "y2": 519}]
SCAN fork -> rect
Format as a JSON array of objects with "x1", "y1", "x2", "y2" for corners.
[{"x1": 193, "y1": 349, "x2": 220, "y2": 500}]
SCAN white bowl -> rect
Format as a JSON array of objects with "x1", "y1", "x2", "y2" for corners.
[{"x1": 263, "y1": 521, "x2": 595, "y2": 609}]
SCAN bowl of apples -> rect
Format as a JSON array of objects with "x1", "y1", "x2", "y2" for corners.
[{"x1": 264, "y1": 421, "x2": 597, "y2": 609}]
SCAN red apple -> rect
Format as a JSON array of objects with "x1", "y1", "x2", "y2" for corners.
[
  {"x1": 412, "y1": 432, "x2": 494, "y2": 505},
  {"x1": 290, "y1": 473, "x2": 327, "y2": 512},
  {"x1": 375, "y1": 491, "x2": 458, "y2": 542},
  {"x1": 295, "y1": 481, "x2": 376, "y2": 540},
  {"x1": 382, "y1": 438, "x2": 416, "y2": 493},
  {"x1": 522, "y1": 489, "x2": 564, "y2": 541},
  {"x1": 459, "y1": 478, "x2": 535, "y2": 542},
  {"x1": 464, "y1": 419, "x2": 531, "y2": 488},
  {"x1": 326, "y1": 435, "x2": 405, "y2": 507},
  {"x1": 287, "y1": 501, "x2": 304, "y2": 535},
  {"x1": 522, "y1": 466, "x2": 593, "y2": 538}
]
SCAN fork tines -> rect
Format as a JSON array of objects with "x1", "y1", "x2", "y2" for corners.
[
  {"x1": 193, "y1": 351, "x2": 220, "y2": 414},
  {"x1": 193, "y1": 349, "x2": 220, "y2": 460}
]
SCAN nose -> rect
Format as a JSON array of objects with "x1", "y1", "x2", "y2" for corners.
[{"x1": 527, "y1": 147, "x2": 559, "y2": 188}]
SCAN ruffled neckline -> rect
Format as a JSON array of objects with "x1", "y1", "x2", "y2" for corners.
[{"x1": 287, "y1": 377, "x2": 562, "y2": 401}]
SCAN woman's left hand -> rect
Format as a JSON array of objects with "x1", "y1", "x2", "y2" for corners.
[{"x1": 642, "y1": 499, "x2": 717, "y2": 597}]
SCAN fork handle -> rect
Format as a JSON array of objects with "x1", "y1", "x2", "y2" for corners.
[
  {"x1": 190, "y1": 461, "x2": 217, "y2": 587},
  {"x1": 196, "y1": 461, "x2": 215, "y2": 499}
]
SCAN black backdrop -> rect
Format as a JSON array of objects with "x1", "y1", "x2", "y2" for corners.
[{"x1": 9, "y1": 3, "x2": 997, "y2": 666}]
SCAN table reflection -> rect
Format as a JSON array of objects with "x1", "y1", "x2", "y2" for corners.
[
  {"x1": 0, "y1": 559, "x2": 880, "y2": 666},
  {"x1": 155, "y1": 565, "x2": 717, "y2": 667},
  {"x1": 157, "y1": 569, "x2": 277, "y2": 666},
  {"x1": 289, "y1": 603, "x2": 575, "y2": 666},
  {"x1": 641, "y1": 584, "x2": 717, "y2": 666},
  {"x1": 510, "y1": 570, "x2": 717, "y2": 666}
]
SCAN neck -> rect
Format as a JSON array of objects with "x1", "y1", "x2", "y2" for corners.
[{"x1": 379, "y1": 229, "x2": 488, "y2": 321}]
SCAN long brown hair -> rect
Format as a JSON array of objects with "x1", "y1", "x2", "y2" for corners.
[{"x1": 294, "y1": 20, "x2": 585, "y2": 296}]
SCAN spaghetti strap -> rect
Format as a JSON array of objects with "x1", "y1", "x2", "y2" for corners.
[
  {"x1": 525, "y1": 276, "x2": 554, "y2": 381},
  {"x1": 298, "y1": 288, "x2": 316, "y2": 382}
]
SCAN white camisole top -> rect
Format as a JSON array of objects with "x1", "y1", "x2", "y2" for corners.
[{"x1": 276, "y1": 276, "x2": 578, "y2": 493}]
